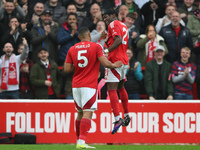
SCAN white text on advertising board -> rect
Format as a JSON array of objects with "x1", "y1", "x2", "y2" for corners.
[{"x1": 6, "y1": 112, "x2": 200, "y2": 133}]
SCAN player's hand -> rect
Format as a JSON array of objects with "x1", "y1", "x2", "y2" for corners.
[
  {"x1": 45, "y1": 80, "x2": 52, "y2": 87},
  {"x1": 113, "y1": 61, "x2": 122, "y2": 68},
  {"x1": 166, "y1": 95, "x2": 173, "y2": 100},
  {"x1": 149, "y1": 96, "x2": 156, "y2": 100}
]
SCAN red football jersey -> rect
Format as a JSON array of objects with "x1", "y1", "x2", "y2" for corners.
[
  {"x1": 107, "y1": 20, "x2": 129, "y2": 65},
  {"x1": 65, "y1": 41, "x2": 104, "y2": 88}
]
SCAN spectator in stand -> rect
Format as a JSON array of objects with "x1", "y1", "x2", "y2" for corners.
[
  {"x1": 58, "y1": 3, "x2": 79, "y2": 27},
  {"x1": 123, "y1": 0, "x2": 144, "y2": 33},
  {"x1": 156, "y1": 4, "x2": 185, "y2": 33},
  {"x1": 91, "y1": 20, "x2": 106, "y2": 47},
  {"x1": 0, "y1": 22, "x2": 4, "y2": 55},
  {"x1": 195, "y1": 47, "x2": 200, "y2": 99},
  {"x1": 171, "y1": 47, "x2": 196, "y2": 100},
  {"x1": 74, "y1": 0, "x2": 91, "y2": 25},
  {"x1": 27, "y1": 0, "x2": 46, "y2": 15},
  {"x1": 31, "y1": 10, "x2": 59, "y2": 63},
  {"x1": 165, "y1": 0, "x2": 184, "y2": 8},
  {"x1": 141, "y1": 0, "x2": 166, "y2": 30},
  {"x1": 177, "y1": 0, "x2": 198, "y2": 24},
  {"x1": 0, "y1": 0, "x2": 26, "y2": 32},
  {"x1": 144, "y1": 45, "x2": 174, "y2": 100},
  {"x1": 159, "y1": 11, "x2": 193, "y2": 64},
  {"x1": 165, "y1": 0, "x2": 177, "y2": 8},
  {"x1": 118, "y1": 5, "x2": 129, "y2": 23},
  {"x1": 17, "y1": 43, "x2": 34, "y2": 99},
  {"x1": 134, "y1": 0, "x2": 149, "y2": 9},
  {"x1": 44, "y1": 0, "x2": 66, "y2": 22},
  {"x1": 124, "y1": 12, "x2": 140, "y2": 56},
  {"x1": 81, "y1": 3, "x2": 102, "y2": 32},
  {"x1": 124, "y1": 46, "x2": 143, "y2": 100},
  {"x1": 2, "y1": 17, "x2": 32, "y2": 55},
  {"x1": 57, "y1": 12, "x2": 80, "y2": 66},
  {"x1": 30, "y1": 47, "x2": 62, "y2": 99},
  {"x1": 0, "y1": 39, "x2": 29, "y2": 99},
  {"x1": 18, "y1": 0, "x2": 28, "y2": 15},
  {"x1": 25, "y1": 2, "x2": 45, "y2": 30},
  {"x1": 187, "y1": 9, "x2": 200, "y2": 45},
  {"x1": 191, "y1": 5, "x2": 200, "y2": 99},
  {"x1": 136, "y1": 24, "x2": 168, "y2": 67},
  {"x1": 93, "y1": 0, "x2": 114, "y2": 15}
]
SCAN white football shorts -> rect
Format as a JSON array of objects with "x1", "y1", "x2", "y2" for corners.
[
  {"x1": 72, "y1": 87, "x2": 98, "y2": 112},
  {"x1": 105, "y1": 64, "x2": 128, "y2": 82}
]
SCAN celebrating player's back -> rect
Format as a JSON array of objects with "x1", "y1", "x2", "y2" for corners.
[{"x1": 66, "y1": 41, "x2": 103, "y2": 88}]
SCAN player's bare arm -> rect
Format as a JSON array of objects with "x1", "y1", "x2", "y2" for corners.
[
  {"x1": 64, "y1": 63, "x2": 75, "y2": 73},
  {"x1": 106, "y1": 35, "x2": 122, "y2": 53},
  {"x1": 98, "y1": 56, "x2": 122, "y2": 68}
]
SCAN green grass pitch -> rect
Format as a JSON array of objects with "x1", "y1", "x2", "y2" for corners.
[{"x1": 0, "y1": 144, "x2": 199, "y2": 150}]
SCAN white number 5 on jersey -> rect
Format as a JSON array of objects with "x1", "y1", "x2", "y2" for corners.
[
  {"x1": 78, "y1": 50, "x2": 88, "y2": 68},
  {"x1": 122, "y1": 27, "x2": 128, "y2": 45}
]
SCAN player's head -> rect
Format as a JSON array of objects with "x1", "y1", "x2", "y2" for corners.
[
  {"x1": 103, "y1": 8, "x2": 117, "y2": 25},
  {"x1": 78, "y1": 27, "x2": 91, "y2": 41}
]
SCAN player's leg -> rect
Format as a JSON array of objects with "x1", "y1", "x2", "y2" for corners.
[
  {"x1": 76, "y1": 88, "x2": 97, "y2": 149},
  {"x1": 107, "y1": 82, "x2": 121, "y2": 120},
  {"x1": 75, "y1": 111, "x2": 83, "y2": 144},
  {"x1": 77, "y1": 111, "x2": 93, "y2": 147},
  {"x1": 106, "y1": 67, "x2": 124, "y2": 134},
  {"x1": 117, "y1": 80, "x2": 130, "y2": 126}
]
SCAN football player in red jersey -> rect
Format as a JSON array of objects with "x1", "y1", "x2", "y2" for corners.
[
  {"x1": 102, "y1": 8, "x2": 131, "y2": 134},
  {"x1": 64, "y1": 27, "x2": 122, "y2": 148}
]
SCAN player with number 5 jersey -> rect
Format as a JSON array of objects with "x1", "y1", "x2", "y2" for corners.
[
  {"x1": 102, "y1": 8, "x2": 131, "y2": 135},
  {"x1": 64, "y1": 27, "x2": 122, "y2": 149}
]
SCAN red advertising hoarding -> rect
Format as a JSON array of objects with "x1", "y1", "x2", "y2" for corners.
[{"x1": 0, "y1": 100, "x2": 200, "y2": 143}]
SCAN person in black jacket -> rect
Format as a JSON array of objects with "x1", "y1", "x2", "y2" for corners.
[
  {"x1": 124, "y1": 46, "x2": 143, "y2": 99},
  {"x1": 159, "y1": 11, "x2": 193, "y2": 64},
  {"x1": 141, "y1": 0, "x2": 166, "y2": 30},
  {"x1": 81, "y1": 3, "x2": 102, "y2": 32},
  {"x1": 2, "y1": 17, "x2": 32, "y2": 55}
]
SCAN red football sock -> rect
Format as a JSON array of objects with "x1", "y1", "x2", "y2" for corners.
[
  {"x1": 118, "y1": 87, "x2": 129, "y2": 114},
  {"x1": 75, "y1": 120, "x2": 80, "y2": 140},
  {"x1": 108, "y1": 89, "x2": 120, "y2": 117},
  {"x1": 79, "y1": 118, "x2": 91, "y2": 141}
]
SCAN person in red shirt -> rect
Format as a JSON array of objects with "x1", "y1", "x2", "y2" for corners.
[
  {"x1": 101, "y1": 8, "x2": 131, "y2": 134},
  {"x1": 64, "y1": 27, "x2": 122, "y2": 149}
]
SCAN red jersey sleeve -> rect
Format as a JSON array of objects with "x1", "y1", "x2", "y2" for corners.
[{"x1": 96, "y1": 44, "x2": 104, "y2": 58}]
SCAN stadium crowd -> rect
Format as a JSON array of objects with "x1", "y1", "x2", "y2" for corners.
[{"x1": 0, "y1": 0, "x2": 200, "y2": 100}]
